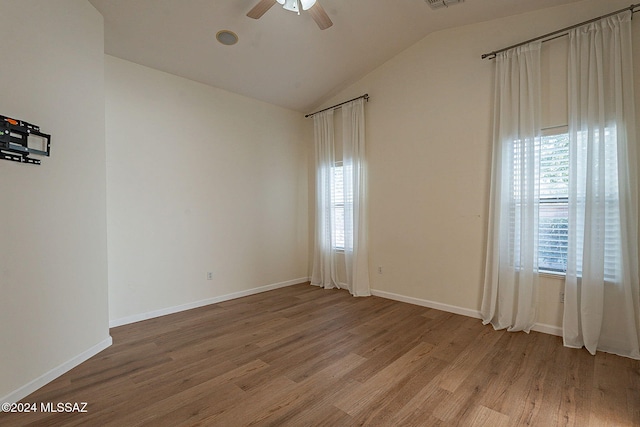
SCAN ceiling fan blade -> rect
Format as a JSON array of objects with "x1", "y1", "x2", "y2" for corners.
[
  {"x1": 247, "y1": 0, "x2": 277, "y2": 19},
  {"x1": 308, "y1": 2, "x2": 333, "y2": 30}
]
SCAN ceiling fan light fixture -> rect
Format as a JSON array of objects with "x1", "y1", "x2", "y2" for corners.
[
  {"x1": 300, "y1": 0, "x2": 317, "y2": 10},
  {"x1": 282, "y1": 0, "x2": 300, "y2": 14}
]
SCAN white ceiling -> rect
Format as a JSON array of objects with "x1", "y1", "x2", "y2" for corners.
[{"x1": 89, "y1": 0, "x2": 582, "y2": 112}]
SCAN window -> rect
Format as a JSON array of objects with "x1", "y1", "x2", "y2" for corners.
[
  {"x1": 331, "y1": 162, "x2": 345, "y2": 250},
  {"x1": 573, "y1": 126, "x2": 621, "y2": 282},
  {"x1": 510, "y1": 131, "x2": 570, "y2": 274},
  {"x1": 524, "y1": 128, "x2": 619, "y2": 277},
  {"x1": 538, "y1": 132, "x2": 569, "y2": 273}
]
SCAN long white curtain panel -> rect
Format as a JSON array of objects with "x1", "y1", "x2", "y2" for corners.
[
  {"x1": 563, "y1": 11, "x2": 640, "y2": 359},
  {"x1": 311, "y1": 109, "x2": 339, "y2": 290},
  {"x1": 481, "y1": 42, "x2": 542, "y2": 333},
  {"x1": 342, "y1": 98, "x2": 371, "y2": 297}
]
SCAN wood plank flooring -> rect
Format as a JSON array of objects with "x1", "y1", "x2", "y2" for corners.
[{"x1": 2, "y1": 283, "x2": 639, "y2": 426}]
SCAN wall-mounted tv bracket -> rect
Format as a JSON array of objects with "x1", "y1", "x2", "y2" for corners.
[{"x1": 0, "y1": 114, "x2": 51, "y2": 165}]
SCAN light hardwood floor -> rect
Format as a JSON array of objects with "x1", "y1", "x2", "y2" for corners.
[{"x1": 2, "y1": 283, "x2": 639, "y2": 426}]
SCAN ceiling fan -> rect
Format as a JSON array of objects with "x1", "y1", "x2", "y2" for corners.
[{"x1": 247, "y1": 0, "x2": 333, "y2": 30}]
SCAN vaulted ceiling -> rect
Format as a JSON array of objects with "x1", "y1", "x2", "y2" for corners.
[{"x1": 89, "y1": 0, "x2": 583, "y2": 112}]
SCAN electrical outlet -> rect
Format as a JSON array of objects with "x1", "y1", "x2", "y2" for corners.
[
  {"x1": 207, "y1": 272, "x2": 213, "y2": 280},
  {"x1": 378, "y1": 266, "x2": 383, "y2": 274},
  {"x1": 560, "y1": 291, "x2": 565, "y2": 304}
]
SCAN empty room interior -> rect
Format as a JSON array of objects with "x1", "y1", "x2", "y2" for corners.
[{"x1": 1, "y1": 0, "x2": 640, "y2": 425}]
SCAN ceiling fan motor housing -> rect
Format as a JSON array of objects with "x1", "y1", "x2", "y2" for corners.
[{"x1": 425, "y1": 0, "x2": 464, "y2": 10}]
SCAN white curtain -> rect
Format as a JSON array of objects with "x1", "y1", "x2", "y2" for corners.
[
  {"x1": 563, "y1": 11, "x2": 640, "y2": 359},
  {"x1": 311, "y1": 99, "x2": 371, "y2": 296},
  {"x1": 311, "y1": 110, "x2": 339, "y2": 290},
  {"x1": 342, "y1": 98, "x2": 371, "y2": 296},
  {"x1": 481, "y1": 42, "x2": 542, "y2": 332}
]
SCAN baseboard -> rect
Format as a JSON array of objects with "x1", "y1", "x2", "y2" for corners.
[
  {"x1": 370, "y1": 289, "x2": 563, "y2": 337},
  {"x1": 109, "y1": 277, "x2": 310, "y2": 328},
  {"x1": 371, "y1": 289, "x2": 483, "y2": 319},
  {"x1": 531, "y1": 322, "x2": 562, "y2": 337},
  {"x1": 1, "y1": 336, "x2": 112, "y2": 406}
]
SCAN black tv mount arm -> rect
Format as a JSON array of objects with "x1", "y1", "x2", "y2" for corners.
[{"x1": 0, "y1": 114, "x2": 51, "y2": 165}]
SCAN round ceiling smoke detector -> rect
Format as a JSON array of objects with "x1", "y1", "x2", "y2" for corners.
[{"x1": 216, "y1": 30, "x2": 238, "y2": 46}]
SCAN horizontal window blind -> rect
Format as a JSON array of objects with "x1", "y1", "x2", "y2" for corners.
[
  {"x1": 538, "y1": 133, "x2": 569, "y2": 273},
  {"x1": 331, "y1": 162, "x2": 345, "y2": 250}
]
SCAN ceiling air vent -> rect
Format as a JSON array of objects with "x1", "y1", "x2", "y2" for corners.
[{"x1": 425, "y1": 0, "x2": 464, "y2": 10}]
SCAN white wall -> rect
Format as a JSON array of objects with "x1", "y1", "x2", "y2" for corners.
[
  {"x1": 0, "y1": 0, "x2": 110, "y2": 401},
  {"x1": 105, "y1": 56, "x2": 309, "y2": 324},
  {"x1": 314, "y1": 0, "x2": 640, "y2": 330}
]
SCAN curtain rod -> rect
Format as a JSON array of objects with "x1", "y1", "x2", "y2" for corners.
[
  {"x1": 305, "y1": 94, "x2": 369, "y2": 118},
  {"x1": 481, "y1": 3, "x2": 639, "y2": 60}
]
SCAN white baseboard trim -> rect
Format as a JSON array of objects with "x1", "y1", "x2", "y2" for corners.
[
  {"x1": 1, "y1": 336, "x2": 112, "y2": 406},
  {"x1": 109, "y1": 277, "x2": 310, "y2": 328},
  {"x1": 531, "y1": 322, "x2": 562, "y2": 337},
  {"x1": 371, "y1": 289, "x2": 563, "y2": 337},
  {"x1": 371, "y1": 289, "x2": 482, "y2": 319}
]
